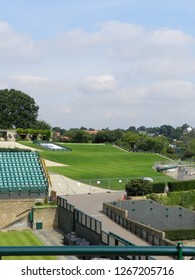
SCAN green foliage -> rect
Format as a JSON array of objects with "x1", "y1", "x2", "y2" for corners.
[
  {"x1": 63, "y1": 129, "x2": 93, "y2": 143},
  {"x1": 71, "y1": 130, "x2": 91, "y2": 143},
  {"x1": 151, "y1": 182, "x2": 166, "y2": 193},
  {"x1": 92, "y1": 130, "x2": 119, "y2": 143},
  {"x1": 148, "y1": 190, "x2": 195, "y2": 210},
  {"x1": 16, "y1": 128, "x2": 51, "y2": 140},
  {"x1": 165, "y1": 229, "x2": 195, "y2": 241},
  {"x1": 121, "y1": 131, "x2": 139, "y2": 151},
  {"x1": 168, "y1": 180, "x2": 195, "y2": 192},
  {"x1": 31, "y1": 120, "x2": 52, "y2": 130},
  {"x1": 118, "y1": 132, "x2": 170, "y2": 154},
  {"x1": 125, "y1": 178, "x2": 152, "y2": 196},
  {"x1": 0, "y1": 89, "x2": 39, "y2": 129},
  {"x1": 146, "y1": 193, "x2": 160, "y2": 200}
]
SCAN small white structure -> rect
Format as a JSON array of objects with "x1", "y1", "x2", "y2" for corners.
[
  {"x1": 40, "y1": 143, "x2": 66, "y2": 150},
  {"x1": 143, "y1": 177, "x2": 153, "y2": 182}
]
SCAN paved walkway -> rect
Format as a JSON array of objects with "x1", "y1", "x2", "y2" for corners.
[
  {"x1": 48, "y1": 173, "x2": 114, "y2": 196},
  {"x1": 33, "y1": 228, "x2": 78, "y2": 260},
  {"x1": 0, "y1": 141, "x2": 40, "y2": 151}
]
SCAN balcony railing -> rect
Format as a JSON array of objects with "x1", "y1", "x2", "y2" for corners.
[{"x1": 0, "y1": 243, "x2": 195, "y2": 260}]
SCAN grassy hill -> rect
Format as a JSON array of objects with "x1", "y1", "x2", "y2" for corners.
[{"x1": 19, "y1": 142, "x2": 173, "y2": 187}]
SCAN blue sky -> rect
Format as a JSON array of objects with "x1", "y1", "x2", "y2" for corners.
[{"x1": 1, "y1": 0, "x2": 195, "y2": 129}]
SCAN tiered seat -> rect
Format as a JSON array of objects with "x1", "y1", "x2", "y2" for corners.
[{"x1": 0, "y1": 151, "x2": 49, "y2": 197}]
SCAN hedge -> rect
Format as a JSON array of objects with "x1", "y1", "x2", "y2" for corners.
[
  {"x1": 150, "y1": 180, "x2": 195, "y2": 194},
  {"x1": 151, "y1": 182, "x2": 166, "y2": 193},
  {"x1": 165, "y1": 229, "x2": 195, "y2": 241},
  {"x1": 168, "y1": 180, "x2": 195, "y2": 192}
]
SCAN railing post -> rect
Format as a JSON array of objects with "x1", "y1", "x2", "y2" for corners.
[{"x1": 177, "y1": 241, "x2": 183, "y2": 260}]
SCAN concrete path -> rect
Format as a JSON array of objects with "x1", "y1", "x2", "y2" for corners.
[
  {"x1": 0, "y1": 141, "x2": 39, "y2": 150},
  {"x1": 33, "y1": 228, "x2": 78, "y2": 260},
  {"x1": 48, "y1": 173, "x2": 114, "y2": 196}
]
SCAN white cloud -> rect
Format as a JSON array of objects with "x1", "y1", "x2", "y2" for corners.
[
  {"x1": 10, "y1": 75, "x2": 50, "y2": 85},
  {"x1": 81, "y1": 74, "x2": 116, "y2": 92},
  {"x1": 150, "y1": 28, "x2": 194, "y2": 46},
  {"x1": 2, "y1": 19, "x2": 195, "y2": 128},
  {"x1": 51, "y1": 21, "x2": 195, "y2": 82},
  {"x1": 148, "y1": 80, "x2": 195, "y2": 101},
  {"x1": 0, "y1": 21, "x2": 41, "y2": 64}
]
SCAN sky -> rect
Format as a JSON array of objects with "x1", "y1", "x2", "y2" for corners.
[{"x1": 1, "y1": 0, "x2": 195, "y2": 130}]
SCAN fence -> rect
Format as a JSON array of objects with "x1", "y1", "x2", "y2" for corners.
[
  {"x1": 78, "y1": 176, "x2": 169, "y2": 192},
  {"x1": 74, "y1": 209, "x2": 102, "y2": 235}
]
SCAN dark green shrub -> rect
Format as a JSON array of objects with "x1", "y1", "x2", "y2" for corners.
[
  {"x1": 151, "y1": 182, "x2": 166, "y2": 193},
  {"x1": 168, "y1": 180, "x2": 195, "y2": 192},
  {"x1": 165, "y1": 229, "x2": 195, "y2": 241},
  {"x1": 125, "y1": 179, "x2": 152, "y2": 196},
  {"x1": 147, "y1": 190, "x2": 195, "y2": 210}
]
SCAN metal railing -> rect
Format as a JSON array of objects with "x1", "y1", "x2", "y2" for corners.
[{"x1": 0, "y1": 243, "x2": 195, "y2": 260}]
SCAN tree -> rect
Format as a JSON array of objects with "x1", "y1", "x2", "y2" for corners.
[
  {"x1": 65, "y1": 129, "x2": 91, "y2": 143},
  {"x1": 125, "y1": 179, "x2": 152, "y2": 196},
  {"x1": 80, "y1": 126, "x2": 88, "y2": 130},
  {"x1": 159, "y1": 125, "x2": 175, "y2": 139},
  {"x1": 0, "y1": 89, "x2": 39, "y2": 129},
  {"x1": 137, "y1": 126, "x2": 146, "y2": 132},
  {"x1": 182, "y1": 139, "x2": 195, "y2": 161},
  {"x1": 152, "y1": 136, "x2": 169, "y2": 153},
  {"x1": 127, "y1": 126, "x2": 137, "y2": 132},
  {"x1": 31, "y1": 120, "x2": 52, "y2": 130},
  {"x1": 136, "y1": 135, "x2": 154, "y2": 152},
  {"x1": 93, "y1": 130, "x2": 118, "y2": 143},
  {"x1": 122, "y1": 131, "x2": 139, "y2": 151}
]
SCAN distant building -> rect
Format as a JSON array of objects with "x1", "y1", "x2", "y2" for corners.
[
  {"x1": 183, "y1": 126, "x2": 192, "y2": 135},
  {"x1": 85, "y1": 129, "x2": 99, "y2": 135}
]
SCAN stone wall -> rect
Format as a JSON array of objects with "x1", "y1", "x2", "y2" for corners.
[
  {"x1": 33, "y1": 206, "x2": 58, "y2": 229},
  {"x1": 0, "y1": 199, "x2": 58, "y2": 230},
  {"x1": 0, "y1": 198, "x2": 35, "y2": 229}
]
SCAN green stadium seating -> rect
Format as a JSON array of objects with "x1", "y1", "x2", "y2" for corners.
[{"x1": 0, "y1": 151, "x2": 49, "y2": 198}]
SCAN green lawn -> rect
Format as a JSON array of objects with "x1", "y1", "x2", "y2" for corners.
[
  {"x1": 18, "y1": 142, "x2": 173, "y2": 189},
  {"x1": 0, "y1": 230, "x2": 56, "y2": 260}
]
